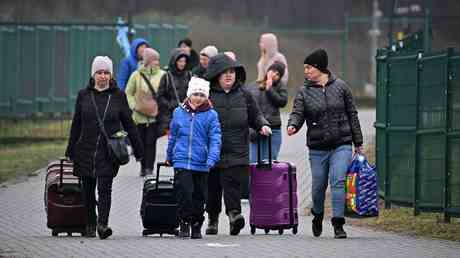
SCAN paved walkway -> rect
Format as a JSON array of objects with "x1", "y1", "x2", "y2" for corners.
[{"x1": 1, "y1": 110, "x2": 460, "y2": 258}]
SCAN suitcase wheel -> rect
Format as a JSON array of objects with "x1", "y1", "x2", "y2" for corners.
[
  {"x1": 278, "y1": 229, "x2": 284, "y2": 235},
  {"x1": 250, "y1": 225, "x2": 256, "y2": 235},
  {"x1": 52, "y1": 230, "x2": 58, "y2": 237},
  {"x1": 292, "y1": 226, "x2": 298, "y2": 235},
  {"x1": 264, "y1": 228, "x2": 270, "y2": 234}
]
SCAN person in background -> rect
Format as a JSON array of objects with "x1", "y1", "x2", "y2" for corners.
[
  {"x1": 192, "y1": 45, "x2": 218, "y2": 78},
  {"x1": 157, "y1": 48, "x2": 192, "y2": 135},
  {"x1": 66, "y1": 56, "x2": 144, "y2": 239},
  {"x1": 117, "y1": 38, "x2": 150, "y2": 91},
  {"x1": 287, "y1": 49, "x2": 364, "y2": 239},
  {"x1": 204, "y1": 53, "x2": 271, "y2": 236},
  {"x1": 257, "y1": 33, "x2": 288, "y2": 85},
  {"x1": 125, "y1": 48, "x2": 165, "y2": 176},
  {"x1": 166, "y1": 77, "x2": 222, "y2": 239},
  {"x1": 248, "y1": 62, "x2": 288, "y2": 163},
  {"x1": 178, "y1": 37, "x2": 199, "y2": 71}
]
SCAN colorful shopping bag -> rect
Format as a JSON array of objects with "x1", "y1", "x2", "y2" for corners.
[{"x1": 345, "y1": 154, "x2": 379, "y2": 217}]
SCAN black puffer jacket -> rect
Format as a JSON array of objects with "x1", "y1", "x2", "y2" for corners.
[
  {"x1": 205, "y1": 54, "x2": 269, "y2": 168},
  {"x1": 65, "y1": 79, "x2": 144, "y2": 178},
  {"x1": 287, "y1": 73, "x2": 363, "y2": 150},
  {"x1": 247, "y1": 80, "x2": 288, "y2": 129},
  {"x1": 157, "y1": 49, "x2": 192, "y2": 130}
]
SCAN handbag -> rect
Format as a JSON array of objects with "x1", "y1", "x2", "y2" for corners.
[
  {"x1": 135, "y1": 72, "x2": 159, "y2": 117},
  {"x1": 345, "y1": 154, "x2": 378, "y2": 218},
  {"x1": 91, "y1": 92, "x2": 130, "y2": 166}
]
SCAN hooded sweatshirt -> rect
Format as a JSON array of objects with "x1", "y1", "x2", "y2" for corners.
[
  {"x1": 117, "y1": 38, "x2": 149, "y2": 91},
  {"x1": 257, "y1": 33, "x2": 289, "y2": 85}
]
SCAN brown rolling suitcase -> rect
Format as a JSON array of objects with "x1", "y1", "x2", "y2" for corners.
[{"x1": 44, "y1": 158, "x2": 87, "y2": 236}]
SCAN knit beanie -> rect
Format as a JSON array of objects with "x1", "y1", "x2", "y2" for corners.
[
  {"x1": 91, "y1": 56, "x2": 113, "y2": 77},
  {"x1": 187, "y1": 77, "x2": 210, "y2": 99},
  {"x1": 142, "y1": 48, "x2": 160, "y2": 64},
  {"x1": 200, "y1": 45, "x2": 218, "y2": 58},
  {"x1": 303, "y1": 49, "x2": 328, "y2": 73},
  {"x1": 267, "y1": 61, "x2": 286, "y2": 79}
]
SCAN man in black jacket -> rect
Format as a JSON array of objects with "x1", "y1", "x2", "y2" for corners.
[
  {"x1": 287, "y1": 49, "x2": 363, "y2": 239},
  {"x1": 204, "y1": 53, "x2": 271, "y2": 236}
]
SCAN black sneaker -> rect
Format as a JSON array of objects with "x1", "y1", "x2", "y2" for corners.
[
  {"x1": 311, "y1": 209, "x2": 324, "y2": 237},
  {"x1": 228, "y1": 210, "x2": 245, "y2": 236},
  {"x1": 84, "y1": 224, "x2": 96, "y2": 238},
  {"x1": 331, "y1": 217, "x2": 347, "y2": 239},
  {"x1": 191, "y1": 222, "x2": 202, "y2": 239},
  {"x1": 178, "y1": 221, "x2": 190, "y2": 238},
  {"x1": 205, "y1": 214, "x2": 219, "y2": 235},
  {"x1": 97, "y1": 224, "x2": 113, "y2": 240}
]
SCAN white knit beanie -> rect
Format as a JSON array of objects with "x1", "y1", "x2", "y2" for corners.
[
  {"x1": 91, "y1": 56, "x2": 113, "y2": 77},
  {"x1": 187, "y1": 77, "x2": 210, "y2": 99},
  {"x1": 200, "y1": 45, "x2": 218, "y2": 58}
]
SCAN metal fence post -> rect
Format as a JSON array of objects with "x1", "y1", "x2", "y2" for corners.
[
  {"x1": 413, "y1": 51, "x2": 423, "y2": 216},
  {"x1": 384, "y1": 59, "x2": 392, "y2": 209},
  {"x1": 342, "y1": 14, "x2": 349, "y2": 81},
  {"x1": 444, "y1": 47, "x2": 454, "y2": 223}
]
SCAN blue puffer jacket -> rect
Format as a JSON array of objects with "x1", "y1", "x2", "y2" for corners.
[
  {"x1": 117, "y1": 38, "x2": 149, "y2": 91},
  {"x1": 166, "y1": 103, "x2": 222, "y2": 172}
]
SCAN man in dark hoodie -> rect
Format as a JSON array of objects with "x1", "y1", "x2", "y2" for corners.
[
  {"x1": 157, "y1": 48, "x2": 192, "y2": 133},
  {"x1": 117, "y1": 38, "x2": 150, "y2": 91},
  {"x1": 204, "y1": 53, "x2": 271, "y2": 236}
]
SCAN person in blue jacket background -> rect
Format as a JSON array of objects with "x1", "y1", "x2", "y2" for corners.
[
  {"x1": 117, "y1": 38, "x2": 150, "y2": 91},
  {"x1": 166, "y1": 77, "x2": 222, "y2": 239}
]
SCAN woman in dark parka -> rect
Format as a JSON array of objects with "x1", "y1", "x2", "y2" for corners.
[
  {"x1": 66, "y1": 56, "x2": 144, "y2": 239},
  {"x1": 204, "y1": 53, "x2": 271, "y2": 236}
]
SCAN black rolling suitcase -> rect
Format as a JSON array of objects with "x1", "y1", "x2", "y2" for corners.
[{"x1": 140, "y1": 162, "x2": 179, "y2": 236}]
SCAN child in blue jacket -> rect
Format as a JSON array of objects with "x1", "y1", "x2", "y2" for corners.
[{"x1": 166, "y1": 77, "x2": 222, "y2": 239}]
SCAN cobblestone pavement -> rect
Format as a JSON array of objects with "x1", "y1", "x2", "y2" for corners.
[{"x1": 1, "y1": 110, "x2": 460, "y2": 258}]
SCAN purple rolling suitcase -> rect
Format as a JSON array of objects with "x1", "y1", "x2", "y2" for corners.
[{"x1": 249, "y1": 136, "x2": 299, "y2": 235}]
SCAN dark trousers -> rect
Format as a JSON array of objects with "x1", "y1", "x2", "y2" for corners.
[
  {"x1": 137, "y1": 123, "x2": 159, "y2": 170},
  {"x1": 174, "y1": 169, "x2": 208, "y2": 224},
  {"x1": 81, "y1": 176, "x2": 113, "y2": 226},
  {"x1": 206, "y1": 165, "x2": 247, "y2": 216}
]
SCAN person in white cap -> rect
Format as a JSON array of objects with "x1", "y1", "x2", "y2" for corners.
[
  {"x1": 66, "y1": 56, "x2": 144, "y2": 240},
  {"x1": 192, "y1": 45, "x2": 218, "y2": 78},
  {"x1": 165, "y1": 76, "x2": 222, "y2": 239}
]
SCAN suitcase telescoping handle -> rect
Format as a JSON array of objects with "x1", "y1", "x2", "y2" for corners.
[
  {"x1": 155, "y1": 162, "x2": 171, "y2": 190},
  {"x1": 58, "y1": 157, "x2": 80, "y2": 187},
  {"x1": 256, "y1": 134, "x2": 272, "y2": 169}
]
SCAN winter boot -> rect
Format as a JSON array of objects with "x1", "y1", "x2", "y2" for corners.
[
  {"x1": 228, "y1": 210, "x2": 245, "y2": 236},
  {"x1": 205, "y1": 214, "x2": 219, "y2": 235},
  {"x1": 84, "y1": 224, "x2": 96, "y2": 238},
  {"x1": 311, "y1": 209, "x2": 324, "y2": 237},
  {"x1": 331, "y1": 217, "x2": 347, "y2": 239},
  {"x1": 178, "y1": 221, "x2": 191, "y2": 238},
  {"x1": 97, "y1": 224, "x2": 113, "y2": 240},
  {"x1": 191, "y1": 221, "x2": 203, "y2": 239}
]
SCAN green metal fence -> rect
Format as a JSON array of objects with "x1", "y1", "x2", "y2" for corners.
[
  {"x1": 0, "y1": 22, "x2": 189, "y2": 118},
  {"x1": 375, "y1": 45, "x2": 460, "y2": 220}
]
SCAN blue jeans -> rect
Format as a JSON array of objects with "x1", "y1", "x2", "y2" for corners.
[
  {"x1": 249, "y1": 129, "x2": 282, "y2": 163},
  {"x1": 309, "y1": 144, "x2": 352, "y2": 218}
]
